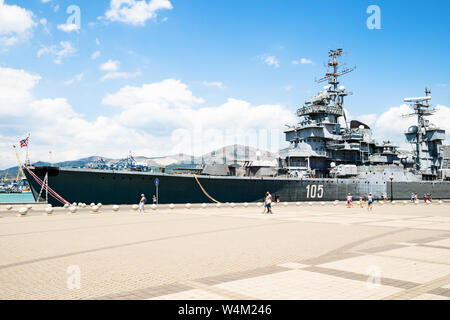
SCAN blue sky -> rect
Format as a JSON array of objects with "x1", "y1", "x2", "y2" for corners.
[{"x1": 0, "y1": 0, "x2": 449, "y2": 168}]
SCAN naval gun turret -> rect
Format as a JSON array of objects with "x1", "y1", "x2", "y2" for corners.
[{"x1": 403, "y1": 89, "x2": 446, "y2": 179}]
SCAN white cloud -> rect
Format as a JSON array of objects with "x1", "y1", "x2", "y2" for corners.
[
  {"x1": 102, "y1": 79, "x2": 295, "y2": 155},
  {"x1": 64, "y1": 73, "x2": 84, "y2": 85},
  {"x1": 100, "y1": 59, "x2": 120, "y2": 72},
  {"x1": 0, "y1": 68, "x2": 296, "y2": 169},
  {"x1": 0, "y1": 67, "x2": 41, "y2": 107},
  {"x1": 262, "y1": 55, "x2": 280, "y2": 68},
  {"x1": 101, "y1": 70, "x2": 142, "y2": 81},
  {"x1": 355, "y1": 104, "x2": 450, "y2": 147},
  {"x1": 99, "y1": 59, "x2": 141, "y2": 81},
  {"x1": 37, "y1": 41, "x2": 76, "y2": 64},
  {"x1": 57, "y1": 23, "x2": 79, "y2": 33},
  {"x1": 105, "y1": 0, "x2": 173, "y2": 26},
  {"x1": 91, "y1": 51, "x2": 101, "y2": 59},
  {"x1": 203, "y1": 81, "x2": 223, "y2": 88},
  {"x1": 0, "y1": 0, "x2": 36, "y2": 46},
  {"x1": 292, "y1": 58, "x2": 313, "y2": 65}
]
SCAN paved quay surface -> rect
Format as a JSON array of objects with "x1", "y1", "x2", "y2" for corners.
[{"x1": 1, "y1": 201, "x2": 450, "y2": 300}]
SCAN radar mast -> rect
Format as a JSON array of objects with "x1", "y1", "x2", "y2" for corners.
[{"x1": 403, "y1": 88, "x2": 445, "y2": 177}]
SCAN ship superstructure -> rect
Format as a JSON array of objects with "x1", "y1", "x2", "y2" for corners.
[
  {"x1": 403, "y1": 89, "x2": 446, "y2": 179},
  {"x1": 279, "y1": 49, "x2": 400, "y2": 178}
]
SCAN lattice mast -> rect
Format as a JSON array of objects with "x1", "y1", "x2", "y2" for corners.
[
  {"x1": 314, "y1": 48, "x2": 356, "y2": 128},
  {"x1": 402, "y1": 88, "x2": 433, "y2": 171}
]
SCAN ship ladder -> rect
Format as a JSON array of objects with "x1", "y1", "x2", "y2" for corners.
[{"x1": 193, "y1": 175, "x2": 221, "y2": 204}]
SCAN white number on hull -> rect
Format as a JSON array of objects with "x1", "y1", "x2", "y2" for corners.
[{"x1": 306, "y1": 185, "x2": 324, "y2": 199}]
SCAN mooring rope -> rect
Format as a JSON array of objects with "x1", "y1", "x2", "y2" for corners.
[
  {"x1": 23, "y1": 166, "x2": 70, "y2": 205},
  {"x1": 193, "y1": 174, "x2": 221, "y2": 204}
]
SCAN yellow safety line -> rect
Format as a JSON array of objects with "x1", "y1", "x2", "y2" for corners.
[{"x1": 193, "y1": 175, "x2": 221, "y2": 204}]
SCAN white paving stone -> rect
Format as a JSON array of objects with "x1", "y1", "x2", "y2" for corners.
[
  {"x1": 214, "y1": 269, "x2": 402, "y2": 300},
  {"x1": 319, "y1": 254, "x2": 450, "y2": 284},
  {"x1": 361, "y1": 220, "x2": 436, "y2": 228},
  {"x1": 149, "y1": 289, "x2": 231, "y2": 300},
  {"x1": 380, "y1": 246, "x2": 450, "y2": 265},
  {"x1": 412, "y1": 293, "x2": 449, "y2": 300},
  {"x1": 425, "y1": 238, "x2": 450, "y2": 248}
]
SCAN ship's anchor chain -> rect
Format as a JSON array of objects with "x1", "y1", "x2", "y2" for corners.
[{"x1": 193, "y1": 175, "x2": 221, "y2": 204}]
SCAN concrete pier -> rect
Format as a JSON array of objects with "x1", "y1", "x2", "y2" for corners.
[{"x1": 1, "y1": 201, "x2": 450, "y2": 300}]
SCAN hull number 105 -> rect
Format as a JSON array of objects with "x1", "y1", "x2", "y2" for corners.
[{"x1": 306, "y1": 185, "x2": 324, "y2": 199}]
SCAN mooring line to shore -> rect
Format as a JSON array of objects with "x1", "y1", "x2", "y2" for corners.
[{"x1": 193, "y1": 175, "x2": 221, "y2": 204}]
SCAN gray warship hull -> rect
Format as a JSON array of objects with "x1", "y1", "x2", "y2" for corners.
[{"x1": 24, "y1": 166, "x2": 450, "y2": 206}]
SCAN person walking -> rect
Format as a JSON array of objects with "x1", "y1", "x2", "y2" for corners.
[
  {"x1": 424, "y1": 193, "x2": 427, "y2": 203},
  {"x1": 347, "y1": 193, "x2": 353, "y2": 208},
  {"x1": 359, "y1": 197, "x2": 363, "y2": 208},
  {"x1": 139, "y1": 194, "x2": 147, "y2": 213},
  {"x1": 410, "y1": 193, "x2": 415, "y2": 202},
  {"x1": 262, "y1": 192, "x2": 267, "y2": 214},
  {"x1": 275, "y1": 193, "x2": 280, "y2": 203},
  {"x1": 367, "y1": 193, "x2": 373, "y2": 211},
  {"x1": 266, "y1": 192, "x2": 273, "y2": 214},
  {"x1": 152, "y1": 195, "x2": 157, "y2": 205}
]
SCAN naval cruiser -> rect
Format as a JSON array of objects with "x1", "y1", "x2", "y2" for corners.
[{"x1": 24, "y1": 49, "x2": 450, "y2": 206}]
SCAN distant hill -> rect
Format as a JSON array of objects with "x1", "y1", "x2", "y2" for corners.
[{"x1": 0, "y1": 145, "x2": 278, "y2": 178}]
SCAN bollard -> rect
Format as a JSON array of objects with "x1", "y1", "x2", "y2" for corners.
[
  {"x1": 216, "y1": 203, "x2": 222, "y2": 208},
  {"x1": 151, "y1": 204, "x2": 157, "y2": 211},
  {"x1": 201, "y1": 203, "x2": 207, "y2": 209},
  {"x1": 69, "y1": 206, "x2": 77, "y2": 214},
  {"x1": 18, "y1": 207, "x2": 28, "y2": 216},
  {"x1": 90, "y1": 203, "x2": 95, "y2": 207},
  {"x1": 230, "y1": 203, "x2": 236, "y2": 208},
  {"x1": 91, "y1": 205, "x2": 99, "y2": 213},
  {"x1": 321, "y1": 201, "x2": 326, "y2": 206},
  {"x1": 333, "y1": 201, "x2": 339, "y2": 206},
  {"x1": 308, "y1": 202, "x2": 313, "y2": 206},
  {"x1": 257, "y1": 202, "x2": 262, "y2": 208},
  {"x1": 169, "y1": 203, "x2": 175, "y2": 210},
  {"x1": 438, "y1": 200, "x2": 443, "y2": 205},
  {"x1": 97, "y1": 203, "x2": 103, "y2": 208},
  {"x1": 296, "y1": 202, "x2": 301, "y2": 207},
  {"x1": 64, "y1": 203, "x2": 70, "y2": 209},
  {"x1": 243, "y1": 202, "x2": 249, "y2": 208},
  {"x1": 26, "y1": 204, "x2": 33, "y2": 210},
  {"x1": 186, "y1": 203, "x2": 192, "y2": 209},
  {"x1": 112, "y1": 205, "x2": 120, "y2": 212},
  {"x1": 45, "y1": 207, "x2": 54, "y2": 215},
  {"x1": 403, "y1": 201, "x2": 407, "y2": 205},
  {"x1": 132, "y1": 204, "x2": 139, "y2": 211},
  {"x1": 283, "y1": 202, "x2": 288, "y2": 207},
  {"x1": 6, "y1": 205, "x2": 13, "y2": 211},
  {"x1": 391, "y1": 201, "x2": 396, "y2": 205}
]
